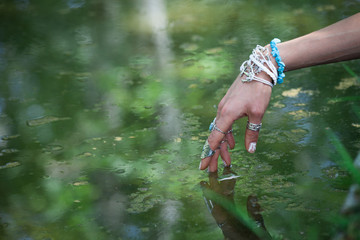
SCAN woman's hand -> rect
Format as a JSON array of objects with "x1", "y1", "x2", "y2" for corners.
[
  {"x1": 200, "y1": 13, "x2": 360, "y2": 172},
  {"x1": 200, "y1": 72, "x2": 272, "y2": 172}
]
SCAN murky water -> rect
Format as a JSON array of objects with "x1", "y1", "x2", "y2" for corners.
[{"x1": 1, "y1": 0, "x2": 360, "y2": 239}]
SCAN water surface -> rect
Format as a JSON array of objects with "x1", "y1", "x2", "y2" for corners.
[{"x1": 1, "y1": 0, "x2": 360, "y2": 239}]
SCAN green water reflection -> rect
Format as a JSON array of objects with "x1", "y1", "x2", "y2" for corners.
[{"x1": 1, "y1": 0, "x2": 360, "y2": 239}]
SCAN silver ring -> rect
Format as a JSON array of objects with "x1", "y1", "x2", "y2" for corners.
[
  {"x1": 209, "y1": 117, "x2": 232, "y2": 134},
  {"x1": 247, "y1": 121, "x2": 262, "y2": 132},
  {"x1": 213, "y1": 124, "x2": 226, "y2": 134}
]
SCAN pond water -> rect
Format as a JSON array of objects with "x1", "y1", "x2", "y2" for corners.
[{"x1": 1, "y1": 0, "x2": 360, "y2": 239}]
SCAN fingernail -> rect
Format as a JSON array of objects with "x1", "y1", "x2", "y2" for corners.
[
  {"x1": 222, "y1": 159, "x2": 230, "y2": 167},
  {"x1": 199, "y1": 161, "x2": 202, "y2": 170},
  {"x1": 248, "y1": 142, "x2": 256, "y2": 153}
]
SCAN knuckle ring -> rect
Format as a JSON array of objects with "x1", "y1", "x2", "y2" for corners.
[
  {"x1": 209, "y1": 117, "x2": 229, "y2": 135},
  {"x1": 246, "y1": 121, "x2": 262, "y2": 132},
  {"x1": 214, "y1": 124, "x2": 226, "y2": 134}
]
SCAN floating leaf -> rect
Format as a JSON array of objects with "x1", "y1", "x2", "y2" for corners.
[
  {"x1": 316, "y1": 4, "x2": 336, "y2": 12},
  {"x1": 1, "y1": 148, "x2": 19, "y2": 154},
  {"x1": 72, "y1": 181, "x2": 89, "y2": 186},
  {"x1": 26, "y1": 116, "x2": 71, "y2": 127},
  {"x1": 114, "y1": 137, "x2": 123, "y2": 141},
  {"x1": 180, "y1": 43, "x2": 199, "y2": 52},
  {"x1": 220, "y1": 37, "x2": 237, "y2": 45},
  {"x1": 0, "y1": 162, "x2": 21, "y2": 170},
  {"x1": 1, "y1": 134, "x2": 20, "y2": 140},
  {"x1": 77, "y1": 152, "x2": 93, "y2": 157},
  {"x1": 205, "y1": 47, "x2": 223, "y2": 55},
  {"x1": 114, "y1": 169, "x2": 126, "y2": 174},
  {"x1": 188, "y1": 84, "x2": 198, "y2": 89},
  {"x1": 43, "y1": 144, "x2": 64, "y2": 152}
]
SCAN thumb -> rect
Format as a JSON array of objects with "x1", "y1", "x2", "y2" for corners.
[{"x1": 244, "y1": 118, "x2": 262, "y2": 153}]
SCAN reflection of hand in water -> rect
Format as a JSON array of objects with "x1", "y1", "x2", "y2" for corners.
[
  {"x1": 247, "y1": 195, "x2": 268, "y2": 233},
  {"x1": 200, "y1": 167, "x2": 271, "y2": 240}
]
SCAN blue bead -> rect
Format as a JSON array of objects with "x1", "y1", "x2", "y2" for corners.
[
  {"x1": 273, "y1": 38, "x2": 281, "y2": 44},
  {"x1": 270, "y1": 38, "x2": 285, "y2": 85},
  {"x1": 209, "y1": 118, "x2": 216, "y2": 131}
]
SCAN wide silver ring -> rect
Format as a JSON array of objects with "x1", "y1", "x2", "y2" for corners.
[{"x1": 247, "y1": 121, "x2": 262, "y2": 132}]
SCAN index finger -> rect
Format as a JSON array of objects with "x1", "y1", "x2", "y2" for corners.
[
  {"x1": 199, "y1": 117, "x2": 233, "y2": 170},
  {"x1": 208, "y1": 116, "x2": 233, "y2": 150}
]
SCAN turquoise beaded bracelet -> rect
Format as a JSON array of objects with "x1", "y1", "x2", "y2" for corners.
[{"x1": 270, "y1": 38, "x2": 285, "y2": 84}]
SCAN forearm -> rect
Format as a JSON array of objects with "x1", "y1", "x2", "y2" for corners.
[{"x1": 274, "y1": 13, "x2": 360, "y2": 71}]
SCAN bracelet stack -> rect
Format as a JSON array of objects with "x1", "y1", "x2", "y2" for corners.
[{"x1": 240, "y1": 38, "x2": 285, "y2": 87}]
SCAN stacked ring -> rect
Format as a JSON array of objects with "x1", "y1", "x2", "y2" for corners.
[{"x1": 246, "y1": 121, "x2": 262, "y2": 132}]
